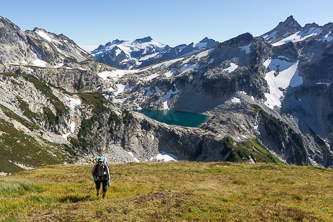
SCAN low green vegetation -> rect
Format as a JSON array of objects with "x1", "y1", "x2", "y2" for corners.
[
  {"x1": 16, "y1": 97, "x2": 39, "y2": 121},
  {"x1": 0, "y1": 119, "x2": 68, "y2": 173},
  {"x1": 250, "y1": 104, "x2": 308, "y2": 162},
  {"x1": 310, "y1": 129, "x2": 333, "y2": 159},
  {"x1": 77, "y1": 93, "x2": 110, "y2": 115},
  {"x1": 43, "y1": 107, "x2": 57, "y2": 125},
  {"x1": 1, "y1": 72, "x2": 18, "y2": 78},
  {"x1": 73, "y1": 93, "x2": 111, "y2": 148},
  {"x1": 22, "y1": 75, "x2": 68, "y2": 122},
  {"x1": 288, "y1": 129, "x2": 307, "y2": 161},
  {"x1": 107, "y1": 111, "x2": 121, "y2": 127},
  {"x1": 221, "y1": 137, "x2": 281, "y2": 163},
  {"x1": 0, "y1": 104, "x2": 38, "y2": 131},
  {"x1": 65, "y1": 56, "x2": 78, "y2": 63},
  {"x1": 1, "y1": 162, "x2": 333, "y2": 221},
  {"x1": 73, "y1": 93, "x2": 133, "y2": 149},
  {"x1": 250, "y1": 104, "x2": 285, "y2": 138}
]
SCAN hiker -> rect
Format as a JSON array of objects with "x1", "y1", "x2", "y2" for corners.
[{"x1": 92, "y1": 157, "x2": 110, "y2": 199}]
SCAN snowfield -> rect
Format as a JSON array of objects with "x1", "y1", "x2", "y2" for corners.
[
  {"x1": 264, "y1": 58, "x2": 303, "y2": 109},
  {"x1": 272, "y1": 27, "x2": 322, "y2": 46}
]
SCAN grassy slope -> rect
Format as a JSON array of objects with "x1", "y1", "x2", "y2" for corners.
[
  {"x1": 0, "y1": 118, "x2": 68, "y2": 173},
  {"x1": 1, "y1": 162, "x2": 333, "y2": 221}
]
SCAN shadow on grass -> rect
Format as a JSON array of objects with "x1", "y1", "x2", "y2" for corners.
[{"x1": 57, "y1": 194, "x2": 95, "y2": 203}]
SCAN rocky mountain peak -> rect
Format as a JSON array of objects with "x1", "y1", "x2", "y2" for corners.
[
  {"x1": 199, "y1": 37, "x2": 219, "y2": 48},
  {"x1": 0, "y1": 17, "x2": 38, "y2": 64},
  {"x1": 0, "y1": 16, "x2": 21, "y2": 31},
  {"x1": 303, "y1": 22, "x2": 320, "y2": 29},
  {"x1": 262, "y1": 15, "x2": 301, "y2": 43},
  {"x1": 134, "y1": 36, "x2": 153, "y2": 43},
  {"x1": 111, "y1": 39, "x2": 125, "y2": 45},
  {"x1": 281, "y1": 15, "x2": 301, "y2": 29},
  {"x1": 223, "y1": 32, "x2": 254, "y2": 48},
  {"x1": 200, "y1": 37, "x2": 210, "y2": 42}
]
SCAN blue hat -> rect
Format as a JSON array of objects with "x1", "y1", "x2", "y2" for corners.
[{"x1": 98, "y1": 157, "x2": 104, "y2": 162}]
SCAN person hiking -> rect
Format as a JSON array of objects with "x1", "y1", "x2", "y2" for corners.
[{"x1": 91, "y1": 157, "x2": 110, "y2": 199}]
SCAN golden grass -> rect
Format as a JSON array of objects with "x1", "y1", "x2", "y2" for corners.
[{"x1": 1, "y1": 162, "x2": 333, "y2": 221}]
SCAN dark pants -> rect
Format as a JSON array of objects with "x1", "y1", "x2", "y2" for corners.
[{"x1": 95, "y1": 179, "x2": 108, "y2": 192}]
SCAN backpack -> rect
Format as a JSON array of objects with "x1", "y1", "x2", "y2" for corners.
[{"x1": 93, "y1": 158, "x2": 109, "y2": 177}]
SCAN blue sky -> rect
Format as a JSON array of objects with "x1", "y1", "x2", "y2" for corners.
[{"x1": 1, "y1": 0, "x2": 333, "y2": 51}]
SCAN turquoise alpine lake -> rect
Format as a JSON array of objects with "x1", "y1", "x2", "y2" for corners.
[{"x1": 134, "y1": 110, "x2": 209, "y2": 127}]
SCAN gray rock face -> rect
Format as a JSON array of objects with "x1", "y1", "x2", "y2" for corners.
[
  {"x1": 0, "y1": 16, "x2": 93, "y2": 69},
  {"x1": 25, "y1": 28, "x2": 93, "y2": 66},
  {"x1": 0, "y1": 16, "x2": 37, "y2": 65}
]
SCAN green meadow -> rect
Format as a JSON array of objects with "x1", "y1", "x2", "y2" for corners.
[{"x1": 1, "y1": 162, "x2": 333, "y2": 221}]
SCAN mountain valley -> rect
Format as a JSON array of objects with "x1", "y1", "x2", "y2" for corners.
[{"x1": 0, "y1": 15, "x2": 332, "y2": 173}]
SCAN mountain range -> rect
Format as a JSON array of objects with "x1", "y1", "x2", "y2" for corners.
[
  {"x1": 0, "y1": 15, "x2": 332, "y2": 174},
  {"x1": 91, "y1": 36, "x2": 219, "y2": 69}
]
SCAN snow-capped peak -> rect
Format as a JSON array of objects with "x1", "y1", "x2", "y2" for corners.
[{"x1": 91, "y1": 36, "x2": 219, "y2": 69}]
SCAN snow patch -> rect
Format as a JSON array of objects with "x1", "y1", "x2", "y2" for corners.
[
  {"x1": 264, "y1": 31, "x2": 278, "y2": 42},
  {"x1": 62, "y1": 133, "x2": 71, "y2": 139},
  {"x1": 315, "y1": 82, "x2": 330, "y2": 87},
  {"x1": 140, "y1": 52, "x2": 159, "y2": 61},
  {"x1": 150, "y1": 58, "x2": 182, "y2": 69},
  {"x1": 54, "y1": 63, "x2": 64, "y2": 68},
  {"x1": 23, "y1": 67, "x2": 33, "y2": 73},
  {"x1": 142, "y1": 87, "x2": 153, "y2": 97},
  {"x1": 155, "y1": 87, "x2": 162, "y2": 93},
  {"x1": 36, "y1": 30, "x2": 52, "y2": 42},
  {"x1": 195, "y1": 49, "x2": 210, "y2": 59},
  {"x1": 239, "y1": 43, "x2": 252, "y2": 54},
  {"x1": 223, "y1": 63, "x2": 238, "y2": 73},
  {"x1": 208, "y1": 59, "x2": 214, "y2": 64},
  {"x1": 32, "y1": 59, "x2": 48, "y2": 67},
  {"x1": 31, "y1": 45, "x2": 42, "y2": 60},
  {"x1": 278, "y1": 56, "x2": 290, "y2": 61},
  {"x1": 165, "y1": 70, "x2": 175, "y2": 78},
  {"x1": 97, "y1": 69, "x2": 139, "y2": 81},
  {"x1": 128, "y1": 152, "x2": 139, "y2": 163},
  {"x1": 321, "y1": 31, "x2": 333, "y2": 42},
  {"x1": 67, "y1": 97, "x2": 81, "y2": 109},
  {"x1": 163, "y1": 84, "x2": 181, "y2": 110},
  {"x1": 231, "y1": 97, "x2": 241, "y2": 103},
  {"x1": 194, "y1": 42, "x2": 207, "y2": 49},
  {"x1": 272, "y1": 27, "x2": 322, "y2": 46},
  {"x1": 150, "y1": 151, "x2": 179, "y2": 162},
  {"x1": 112, "y1": 97, "x2": 128, "y2": 103},
  {"x1": 264, "y1": 60, "x2": 303, "y2": 109},
  {"x1": 70, "y1": 122, "x2": 75, "y2": 133},
  {"x1": 180, "y1": 63, "x2": 199, "y2": 73},
  {"x1": 140, "y1": 73, "x2": 159, "y2": 81}
]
